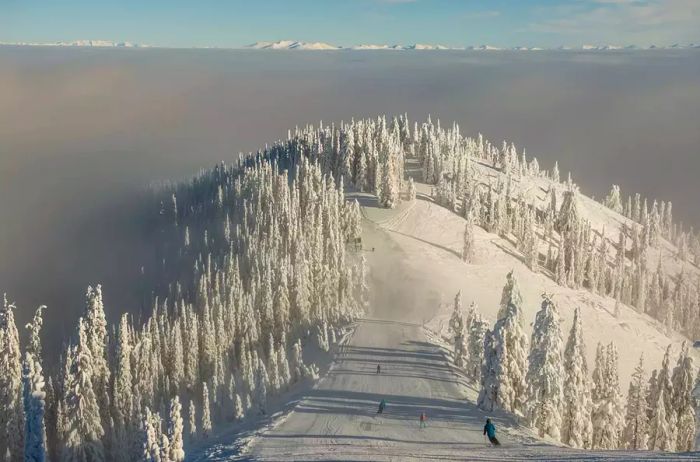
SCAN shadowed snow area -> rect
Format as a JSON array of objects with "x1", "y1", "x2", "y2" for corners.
[{"x1": 242, "y1": 319, "x2": 527, "y2": 461}]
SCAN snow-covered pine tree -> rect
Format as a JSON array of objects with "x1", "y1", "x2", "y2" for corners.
[
  {"x1": 407, "y1": 177, "x2": 416, "y2": 201},
  {"x1": 449, "y1": 292, "x2": 467, "y2": 368},
  {"x1": 623, "y1": 355, "x2": 648, "y2": 450},
  {"x1": 648, "y1": 345, "x2": 675, "y2": 449},
  {"x1": 465, "y1": 306, "x2": 488, "y2": 384},
  {"x1": 61, "y1": 318, "x2": 105, "y2": 462},
  {"x1": 255, "y1": 360, "x2": 269, "y2": 416},
  {"x1": 556, "y1": 187, "x2": 580, "y2": 236},
  {"x1": 0, "y1": 294, "x2": 24, "y2": 461},
  {"x1": 562, "y1": 307, "x2": 593, "y2": 448},
  {"x1": 498, "y1": 270, "x2": 523, "y2": 321},
  {"x1": 112, "y1": 314, "x2": 133, "y2": 449},
  {"x1": 462, "y1": 213, "x2": 475, "y2": 263},
  {"x1": 648, "y1": 386, "x2": 674, "y2": 451},
  {"x1": 604, "y1": 185, "x2": 624, "y2": 214},
  {"x1": 201, "y1": 383, "x2": 211, "y2": 438},
  {"x1": 167, "y1": 396, "x2": 185, "y2": 462},
  {"x1": 23, "y1": 351, "x2": 47, "y2": 462},
  {"x1": 187, "y1": 400, "x2": 196, "y2": 441},
  {"x1": 671, "y1": 344, "x2": 696, "y2": 452},
  {"x1": 478, "y1": 289, "x2": 528, "y2": 415},
  {"x1": 379, "y1": 150, "x2": 399, "y2": 208},
  {"x1": 525, "y1": 295, "x2": 564, "y2": 439},
  {"x1": 591, "y1": 343, "x2": 624, "y2": 449},
  {"x1": 139, "y1": 408, "x2": 160, "y2": 462}
]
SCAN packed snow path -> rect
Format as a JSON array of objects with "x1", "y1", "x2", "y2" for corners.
[
  {"x1": 239, "y1": 319, "x2": 697, "y2": 461},
  {"x1": 245, "y1": 318, "x2": 516, "y2": 461}
]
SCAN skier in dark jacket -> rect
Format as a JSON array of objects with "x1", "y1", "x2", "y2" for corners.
[
  {"x1": 377, "y1": 364, "x2": 381, "y2": 374},
  {"x1": 378, "y1": 399, "x2": 386, "y2": 414},
  {"x1": 483, "y1": 418, "x2": 500, "y2": 446}
]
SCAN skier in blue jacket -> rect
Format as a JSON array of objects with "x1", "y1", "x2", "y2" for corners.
[{"x1": 483, "y1": 418, "x2": 500, "y2": 446}]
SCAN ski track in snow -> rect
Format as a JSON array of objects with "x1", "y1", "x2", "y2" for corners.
[{"x1": 205, "y1": 317, "x2": 699, "y2": 461}]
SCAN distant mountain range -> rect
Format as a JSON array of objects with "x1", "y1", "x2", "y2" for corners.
[
  {"x1": 1, "y1": 39, "x2": 698, "y2": 51},
  {"x1": 0, "y1": 40, "x2": 146, "y2": 48},
  {"x1": 245, "y1": 40, "x2": 700, "y2": 51}
]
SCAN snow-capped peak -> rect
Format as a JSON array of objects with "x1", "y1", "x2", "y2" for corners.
[
  {"x1": 404, "y1": 43, "x2": 450, "y2": 50},
  {"x1": 247, "y1": 40, "x2": 340, "y2": 50}
]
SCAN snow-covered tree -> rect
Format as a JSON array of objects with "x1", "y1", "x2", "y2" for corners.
[
  {"x1": 562, "y1": 307, "x2": 592, "y2": 448},
  {"x1": 139, "y1": 408, "x2": 160, "y2": 462},
  {"x1": 407, "y1": 177, "x2": 416, "y2": 201},
  {"x1": 201, "y1": 383, "x2": 211, "y2": 438},
  {"x1": 648, "y1": 387, "x2": 674, "y2": 451},
  {"x1": 187, "y1": 400, "x2": 197, "y2": 440},
  {"x1": 379, "y1": 154, "x2": 399, "y2": 208},
  {"x1": 604, "y1": 185, "x2": 624, "y2": 214},
  {"x1": 448, "y1": 292, "x2": 467, "y2": 368},
  {"x1": 478, "y1": 287, "x2": 528, "y2": 414},
  {"x1": 498, "y1": 270, "x2": 523, "y2": 321},
  {"x1": 462, "y1": 213, "x2": 475, "y2": 263},
  {"x1": 61, "y1": 318, "x2": 105, "y2": 462},
  {"x1": 465, "y1": 304, "x2": 488, "y2": 384},
  {"x1": 255, "y1": 360, "x2": 269, "y2": 416},
  {"x1": 0, "y1": 294, "x2": 24, "y2": 461},
  {"x1": 671, "y1": 345, "x2": 696, "y2": 452},
  {"x1": 167, "y1": 396, "x2": 185, "y2": 462},
  {"x1": 525, "y1": 295, "x2": 564, "y2": 439},
  {"x1": 623, "y1": 355, "x2": 648, "y2": 450},
  {"x1": 591, "y1": 343, "x2": 624, "y2": 449},
  {"x1": 648, "y1": 345, "x2": 675, "y2": 450},
  {"x1": 23, "y1": 352, "x2": 47, "y2": 462}
]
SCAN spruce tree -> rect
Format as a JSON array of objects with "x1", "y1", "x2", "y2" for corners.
[
  {"x1": 167, "y1": 397, "x2": 185, "y2": 462},
  {"x1": 61, "y1": 318, "x2": 105, "y2": 462},
  {"x1": 562, "y1": 307, "x2": 592, "y2": 448},
  {"x1": 623, "y1": 355, "x2": 648, "y2": 449},
  {"x1": 525, "y1": 295, "x2": 564, "y2": 439},
  {"x1": 201, "y1": 383, "x2": 211, "y2": 439},
  {"x1": 23, "y1": 352, "x2": 47, "y2": 462},
  {"x1": 462, "y1": 213, "x2": 475, "y2": 263},
  {"x1": 0, "y1": 294, "x2": 24, "y2": 460}
]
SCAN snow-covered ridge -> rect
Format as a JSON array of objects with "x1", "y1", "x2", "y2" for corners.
[{"x1": 247, "y1": 40, "x2": 340, "y2": 50}]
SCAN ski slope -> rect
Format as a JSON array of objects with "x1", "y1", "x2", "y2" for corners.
[
  {"x1": 244, "y1": 318, "x2": 530, "y2": 461},
  {"x1": 200, "y1": 317, "x2": 697, "y2": 460},
  {"x1": 189, "y1": 187, "x2": 699, "y2": 461}
]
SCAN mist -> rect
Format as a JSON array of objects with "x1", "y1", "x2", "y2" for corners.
[{"x1": 1, "y1": 46, "x2": 699, "y2": 354}]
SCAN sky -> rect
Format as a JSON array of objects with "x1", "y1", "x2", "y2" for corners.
[{"x1": 1, "y1": 0, "x2": 699, "y2": 48}]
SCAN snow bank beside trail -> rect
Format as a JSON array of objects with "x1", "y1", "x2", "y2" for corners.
[
  {"x1": 361, "y1": 195, "x2": 696, "y2": 393},
  {"x1": 185, "y1": 324, "x2": 357, "y2": 461}
]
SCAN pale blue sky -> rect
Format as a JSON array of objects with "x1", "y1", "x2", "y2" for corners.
[{"x1": 1, "y1": 0, "x2": 698, "y2": 48}]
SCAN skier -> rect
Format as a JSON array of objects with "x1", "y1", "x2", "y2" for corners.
[
  {"x1": 483, "y1": 418, "x2": 500, "y2": 446},
  {"x1": 377, "y1": 364, "x2": 381, "y2": 374},
  {"x1": 419, "y1": 412, "x2": 427, "y2": 428},
  {"x1": 377, "y1": 399, "x2": 386, "y2": 414}
]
